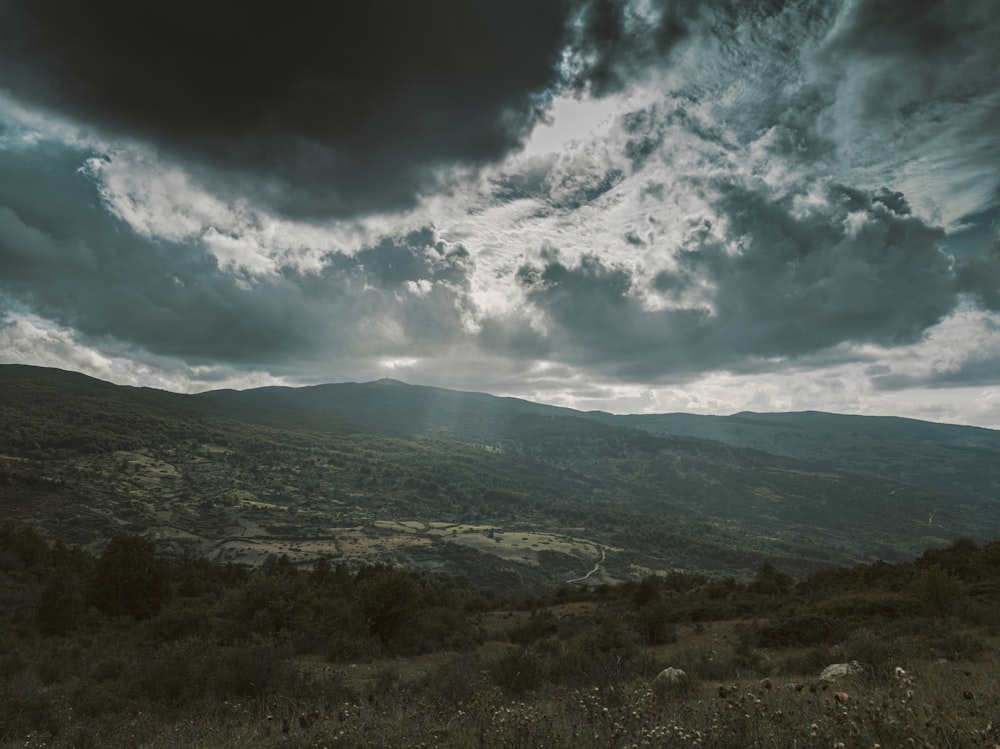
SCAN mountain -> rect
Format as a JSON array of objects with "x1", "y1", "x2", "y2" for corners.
[
  {"x1": 594, "y1": 410, "x2": 1000, "y2": 505},
  {"x1": 2, "y1": 364, "x2": 998, "y2": 592},
  {"x1": 208, "y1": 379, "x2": 1000, "y2": 505},
  {"x1": 201, "y1": 378, "x2": 584, "y2": 442}
]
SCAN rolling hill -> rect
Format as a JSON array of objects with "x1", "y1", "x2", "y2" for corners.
[{"x1": 2, "y1": 364, "x2": 998, "y2": 592}]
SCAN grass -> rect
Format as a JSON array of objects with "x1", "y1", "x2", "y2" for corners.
[{"x1": 7, "y1": 643, "x2": 997, "y2": 748}]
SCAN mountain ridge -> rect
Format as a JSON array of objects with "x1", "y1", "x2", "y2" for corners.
[
  {"x1": 2, "y1": 364, "x2": 998, "y2": 590},
  {"x1": 201, "y1": 375, "x2": 1000, "y2": 504}
]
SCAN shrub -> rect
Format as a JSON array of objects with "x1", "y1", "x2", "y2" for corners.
[
  {"x1": 88, "y1": 535, "x2": 169, "y2": 620},
  {"x1": 35, "y1": 573, "x2": 86, "y2": 636},
  {"x1": 912, "y1": 565, "x2": 964, "y2": 616},
  {"x1": 674, "y1": 645, "x2": 739, "y2": 682},
  {"x1": 417, "y1": 655, "x2": 484, "y2": 708},
  {"x1": 843, "y1": 628, "x2": 904, "y2": 685},
  {"x1": 207, "y1": 639, "x2": 293, "y2": 699},
  {"x1": 756, "y1": 613, "x2": 842, "y2": 648},
  {"x1": 489, "y1": 647, "x2": 547, "y2": 695},
  {"x1": 815, "y1": 592, "x2": 924, "y2": 621},
  {"x1": 508, "y1": 609, "x2": 557, "y2": 645}
]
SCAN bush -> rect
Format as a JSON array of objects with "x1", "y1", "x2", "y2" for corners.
[
  {"x1": 207, "y1": 639, "x2": 294, "y2": 699},
  {"x1": 843, "y1": 629, "x2": 904, "y2": 685},
  {"x1": 88, "y1": 535, "x2": 169, "y2": 620},
  {"x1": 673, "y1": 645, "x2": 739, "y2": 681},
  {"x1": 634, "y1": 599, "x2": 678, "y2": 646},
  {"x1": 815, "y1": 592, "x2": 924, "y2": 621},
  {"x1": 417, "y1": 655, "x2": 484, "y2": 708},
  {"x1": 508, "y1": 609, "x2": 557, "y2": 645},
  {"x1": 489, "y1": 647, "x2": 547, "y2": 695},
  {"x1": 756, "y1": 613, "x2": 842, "y2": 648}
]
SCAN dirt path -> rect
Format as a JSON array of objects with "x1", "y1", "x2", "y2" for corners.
[{"x1": 566, "y1": 547, "x2": 606, "y2": 583}]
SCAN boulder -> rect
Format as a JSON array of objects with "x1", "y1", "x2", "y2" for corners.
[
  {"x1": 655, "y1": 667, "x2": 688, "y2": 685},
  {"x1": 819, "y1": 661, "x2": 863, "y2": 681}
]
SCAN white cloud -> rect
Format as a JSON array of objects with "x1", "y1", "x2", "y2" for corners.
[
  {"x1": 521, "y1": 91, "x2": 621, "y2": 157},
  {"x1": 0, "y1": 312, "x2": 286, "y2": 393}
]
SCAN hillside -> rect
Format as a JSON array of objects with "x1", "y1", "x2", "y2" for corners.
[
  {"x1": 206, "y1": 379, "x2": 1000, "y2": 506},
  {"x1": 2, "y1": 364, "x2": 998, "y2": 590},
  {"x1": 599, "y1": 410, "x2": 1000, "y2": 504}
]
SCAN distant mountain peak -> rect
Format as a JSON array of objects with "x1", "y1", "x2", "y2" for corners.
[{"x1": 371, "y1": 378, "x2": 410, "y2": 386}]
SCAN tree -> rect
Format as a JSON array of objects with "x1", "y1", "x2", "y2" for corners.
[
  {"x1": 89, "y1": 534, "x2": 169, "y2": 619},
  {"x1": 749, "y1": 563, "x2": 793, "y2": 596},
  {"x1": 0, "y1": 522, "x2": 49, "y2": 570},
  {"x1": 355, "y1": 565, "x2": 421, "y2": 646},
  {"x1": 36, "y1": 573, "x2": 85, "y2": 636}
]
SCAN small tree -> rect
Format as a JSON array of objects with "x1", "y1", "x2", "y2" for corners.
[
  {"x1": 355, "y1": 565, "x2": 421, "y2": 646},
  {"x1": 89, "y1": 534, "x2": 169, "y2": 619},
  {"x1": 36, "y1": 573, "x2": 85, "y2": 636}
]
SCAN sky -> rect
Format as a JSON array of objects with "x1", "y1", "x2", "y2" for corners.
[{"x1": 0, "y1": 0, "x2": 999, "y2": 427}]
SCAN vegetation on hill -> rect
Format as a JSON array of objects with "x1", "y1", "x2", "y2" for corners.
[
  {"x1": 3, "y1": 366, "x2": 1000, "y2": 746},
  {"x1": 3, "y1": 364, "x2": 998, "y2": 589},
  {"x1": 605, "y1": 410, "x2": 1000, "y2": 504},
  {"x1": 2, "y1": 523, "x2": 999, "y2": 748}
]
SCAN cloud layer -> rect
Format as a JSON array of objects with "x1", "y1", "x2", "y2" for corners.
[{"x1": 0, "y1": 0, "x2": 999, "y2": 426}]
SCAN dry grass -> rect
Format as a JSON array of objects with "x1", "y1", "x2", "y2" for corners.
[{"x1": 13, "y1": 657, "x2": 996, "y2": 749}]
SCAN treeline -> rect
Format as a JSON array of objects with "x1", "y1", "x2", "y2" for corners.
[
  {"x1": 3, "y1": 523, "x2": 1000, "y2": 747},
  {"x1": 3, "y1": 522, "x2": 999, "y2": 658},
  {"x1": 0, "y1": 523, "x2": 483, "y2": 655}
]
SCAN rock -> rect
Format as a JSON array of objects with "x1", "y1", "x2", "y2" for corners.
[
  {"x1": 655, "y1": 667, "x2": 688, "y2": 685},
  {"x1": 820, "y1": 661, "x2": 863, "y2": 681}
]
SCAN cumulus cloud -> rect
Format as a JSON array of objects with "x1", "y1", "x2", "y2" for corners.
[
  {"x1": 0, "y1": 141, "x2": 479, "y2": 370},
  {"x1": 505, "y1": 181, "x2": 959, "y2": 379},
  {"x1": 867, "y1": 306, "x2": 1000, "y2": 391}
]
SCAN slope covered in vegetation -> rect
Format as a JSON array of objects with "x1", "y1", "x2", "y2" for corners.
[
  {"x1": 4, "y1": 364, "x2": 998, "y2": 588},
  {"x1": 1, "y1": 523, "x2": 999, "y2": 748}
]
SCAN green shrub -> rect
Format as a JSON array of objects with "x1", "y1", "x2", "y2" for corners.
[
  {"x1": 756, "y1": 613, "x2": 842, "y2": 648},
  {"x1": 489, "y1": 646, "x2": 547, "y2": 695},
  {"x1": 88, "y1": 535, "x2": 169, "y2": 620},
  {"x1": 417, "y1": 655, "x2": 484, "y2": 708},
  {"x1": 815, "y1": 592, "x2": 924, "y2": 621},
  {"x1": 508, "y1": 609, "x2": 557, "y2": 645},
  {"x1": 206, "y1": 639, "x2": 293, "y2": 699}
]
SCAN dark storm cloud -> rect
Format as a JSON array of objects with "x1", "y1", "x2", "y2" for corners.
[
  {"x1": 814, "y1": 0, "x2": 1000, "y2": 165},
  {"x1": 0, "y1": 0, "x2": 571, "y2": 218},
  {"x1": 564, "y1": 0, "x2": 793, "y2": 96},
  {"x1": 820, "y1": 0, "x2": 992, "y2": 68},
  {"x1": 955, "y1": 241, "x2": 1000, "y2": 312},
  {"x1": 0, "y1": 143, "x2": 474, "y2": 366},
  {"x1": 510, "y1": 251, "x2": 713, "y2": 378},
  {"x1": 697, "y1": 182, "x2": 956, "y2": 352},
  {"x1": 508, "y1": 181, "x2": 963, "y2": 378}
]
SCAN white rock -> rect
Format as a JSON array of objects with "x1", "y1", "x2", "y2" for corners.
[
  {"x1": 819, "y1": 661, "x2": 863, "y2": 681},
  {"x1": 655, "y1": 667, "x2": 688, "y2": 684}
]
